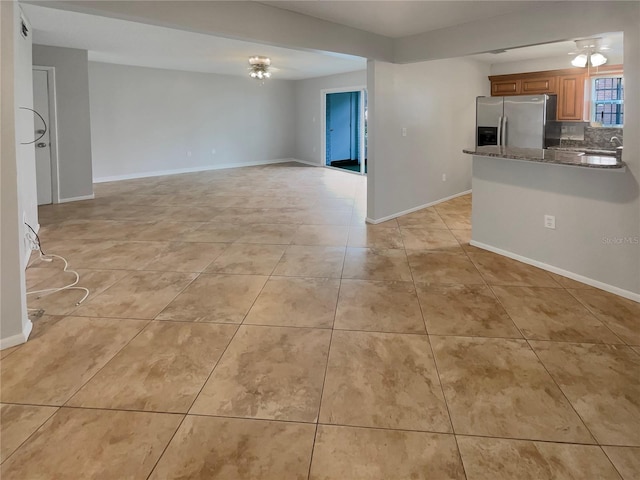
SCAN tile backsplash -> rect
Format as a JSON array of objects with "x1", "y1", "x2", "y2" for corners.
[
  {"x1": 560, "y1": 122, "x2": 587, "y2": 141},
  {"x1": 559, "y1": 123, "x2": 623, "y2": 150}
]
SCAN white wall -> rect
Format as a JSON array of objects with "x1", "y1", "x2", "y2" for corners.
[
  {"x1": 15, "y1": 9, "x2": 38, "y2": 232},
  {"x1": 293, "y1": 70, "x2": 366, "y2": 165},
  {"x1": 366, "y1": 57, "x2": 490, "y2": 221},
  {"x1": 1, "y1": 3, "x2": 34, "y2": 349},
  {"x1": 32, "y1": 44, "x2": 94, "y2": 201},
  {"x1": 88, "y1": 62, "x2": 296, "y2": 181}
]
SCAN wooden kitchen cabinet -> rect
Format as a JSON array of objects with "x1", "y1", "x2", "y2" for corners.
[
  {"x1": 521, "y1": 76, "x2": 556, "y2": 94},
  {"x1": 490, "y1": 72, "x2": 555, "y2": 96},
  {"x1": 491, "y1": 78, "x2": 521, "y2": 96},
  {"x1": 556, "y1": 74, "x2": 585, "y2": 121},
  {"x1": 489, "y1": 68, "x2": 587, "y2": 121},
  {"x1": 489, "y1": 65, "x2": 621, "y2": 122}
]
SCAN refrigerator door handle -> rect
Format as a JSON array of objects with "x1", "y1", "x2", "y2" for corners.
[
  {"x1": 502, "y1": 116, "x2": 508, "y2": 146},
  {"x1": 497, "y1": 116, "x2": 503, "y2": 147}
]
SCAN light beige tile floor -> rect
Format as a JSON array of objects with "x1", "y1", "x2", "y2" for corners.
[
  {"x1": 2, "y1": 163, "x2": 638, "y2": 479},
  {"x1": 191, "y1": 325, "x2": 330, "y2": 422},
  {"x1": 457, "y1": 436, "x2": 622, "y2": 480},
  {"x1": 245, "y1": 276, "x2": 340, "y2": 328}
]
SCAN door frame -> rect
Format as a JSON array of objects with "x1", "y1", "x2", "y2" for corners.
[
  {"x1": 33, "y1": 66, "x2": 61, "y2": 204},
  {"x1": 320, "y1": 85, "x2": 367, "y2": 175}
]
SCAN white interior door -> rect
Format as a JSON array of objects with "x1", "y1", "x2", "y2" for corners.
[{"x1": 33, "y1": 68, "x2": 52, "y2": 205}]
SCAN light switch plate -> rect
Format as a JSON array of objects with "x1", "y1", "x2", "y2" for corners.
[{"x1": 544, "y1": 215, "x2": 556, "y2": 229}]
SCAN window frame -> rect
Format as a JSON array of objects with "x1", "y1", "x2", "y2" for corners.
[{"x1": 590, "y1": 74, "x2": 624, "y2": 127}]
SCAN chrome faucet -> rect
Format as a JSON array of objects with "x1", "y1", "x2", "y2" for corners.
[{"x1": 610, "y1": 136, "x2": 623, "y2": 147}]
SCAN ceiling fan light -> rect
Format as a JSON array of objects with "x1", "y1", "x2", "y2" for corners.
[
  {"x1": 571, "y1": 54, "x2": 588, "y2": 68},
  {"x1": 248, "y1": 56, "x2": 272, "y2": 80},
  {"x1": 590, "y1": 52, "x2": 607, "y2": 67}
]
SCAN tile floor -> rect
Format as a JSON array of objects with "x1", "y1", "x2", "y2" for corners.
[{"x1": 1, "y1": 162, "x2": 639, "y2": 479}]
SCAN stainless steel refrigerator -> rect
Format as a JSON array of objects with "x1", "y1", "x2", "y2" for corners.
[{"x1": 476, "y1": 94, "x2": 560, "y2": 149}]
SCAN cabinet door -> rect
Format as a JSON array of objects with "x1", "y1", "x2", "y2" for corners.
[
  {"x1": 557, "y1": 74, "x2": 585, "y2": 120},
  {"x1": 521, "y1": 76, "x2": 556, "y2": 94},
  {"x1": 492, "y1": 79, "x2": 521, "y2": 96}
]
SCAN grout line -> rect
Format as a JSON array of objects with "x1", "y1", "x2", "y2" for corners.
[
  {"x1": 0, "y1": 401, "x2": 187, "y2": 417},
  {"x1": 485, "y1": 284, "x2": 531, "y2": 341},
  {"x1": 144, "y1": 413, "x2": 188, "y2": 479},
  {"x1": 482, "y1": 283, "x2": 603, "y2": 445},
  {"x1": 306, "y1": 247, "x2": 348, "y2": 479},
  {"x1": 524, "y1": 337, "x2": 602, "y2": 445},
  {"x1": 0, "y1": 399, "x2": 634, "y2": 449},
  {"x1": 0, "y1": 345, "x2": 22, "y2": 361},
  {"x1": 60, "y1": 319, "x2": 154, "y2": 409},
  {"x1": 0, "y1": 405, "x2": 60, "y2": 466},
  {"x1": 239, "y1": 277, "x2": 273, "y2": 329},
  {"x1": 404, "y1": 225, "x2": 467, "y2": 478},
  {"x1": 306, "y1": 307, "x2": 339, "y2": 477},
  {"x1": 450, "y1": 431, "x2": 614, "y2": 447},
  {"x1": 54, "y1": 314, "x2": 630, "y2": 347},
  {"x1": 600, "y1": 445, "x2": 630, "y2": 480},
  {"x1": 564, "y1": 288, "x2": 629, "y2": 345},
  {"x1": 144, "y1": 320, "x2": 245, "y2": 478}
]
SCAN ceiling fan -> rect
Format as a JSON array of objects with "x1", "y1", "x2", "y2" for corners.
[{"x1": 567, "y1": 38, "x2": 610, "y2": 68}]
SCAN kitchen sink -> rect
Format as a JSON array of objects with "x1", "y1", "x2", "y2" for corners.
[
  {"x1": 547, "y1": 151, "x2": 584, "y2": 159},
  {"x1": 550, "y1": 147, "x2": 617, "y2": 156}
]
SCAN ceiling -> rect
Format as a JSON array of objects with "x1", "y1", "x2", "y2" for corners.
[
  {"x1": 22, "y1": 4, "x2": 367, "y2": 80},
  {"x1": 22, "y1": 1, "x2": 623, "y2": 80},
  {"x1": 471, "y1": 32, "x2": 624, "y2": 64},
  {"x1": 260, "y1": 1, "x2": 543, "y2": 39}
]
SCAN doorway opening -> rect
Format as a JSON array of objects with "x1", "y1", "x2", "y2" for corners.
[
  {"x1": 32, "y1": 66, "x2": 59, "y2": 205},
  {"x1": 322, "y1": 87, "x2": 367, "y2": 175}
]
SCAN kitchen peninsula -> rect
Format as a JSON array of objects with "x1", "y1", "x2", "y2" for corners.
[{"x1": 463, "y1": 145, "x2": 635, "y2": 300}]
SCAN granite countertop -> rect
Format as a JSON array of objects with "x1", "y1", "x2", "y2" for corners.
[
  {"x1": 463, "y1": 146, "x2": 625, "y2": 169},
  {"x1": 547, "y1": 146, "x2": 618, "y2": 156}
]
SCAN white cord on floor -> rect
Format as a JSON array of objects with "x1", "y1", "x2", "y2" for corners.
[{"x1": 27, "y1": 253, "x2": 90, "y2": 306}]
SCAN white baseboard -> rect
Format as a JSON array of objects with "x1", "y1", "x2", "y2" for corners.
[
  {"x1": 92, "y1": 159, "x2": 299, "y2": 183},
  {"x1": 470, "y1": 240, "x2": 640, "y2": 303},
  {"x1": 290, "y1": 158, "x2": 321, "y2": 167},
  {"x1": 58, "y1": 194, "x2": 95, "y2": 203},
  {"x1": 366, "y1": 189, "x2": 472, "y2": 225},
  {"x1": 0, "y1": 320, "x2": 33, "y2": 351}
]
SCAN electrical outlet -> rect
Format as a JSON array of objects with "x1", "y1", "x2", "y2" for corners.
[
  {"x1": 312, "y1": 146, "x2": 316, "y2": 153},
  {"x1": 27, "y1": 233, "x2": 40, "y2": 250},
  {"x1": 401, "y1": 127, "x2": 407, "y2": 137},
  {"x1": 211, "y1": 148, "x2": 216, "y2": 155},
  {"x1": 187, "y1": 150, "x2": 192, "y2": 157},
  {"x1": 442, "y1": 174, "x2": 447, "y2": 182},
  {"x1": 544, "y1": 215, "x2": 556, "y2": 229}
]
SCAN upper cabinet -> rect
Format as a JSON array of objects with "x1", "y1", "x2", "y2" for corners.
[
  {"x1": 556, "y1": 74, "x2": 585, "y2": 121},
  {"x1": 489, "y1": 66, "x2": 623, "y2": 122},
  {"x1": 489, "y1": 72, "x2": 559, "y2": 97},
  {"x1": 489, "y1": 68, "x2": 593, "y2": 121},
  {"x1": 521, "y1": 76, "x2": 556, "y2": 95},
  {"x1": 491, "y1": 78, "x2": 521, "y2": 96}
]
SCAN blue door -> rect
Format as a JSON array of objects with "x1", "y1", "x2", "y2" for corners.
[{"x1": 326, "y1": 92, "x2": 360, "y2": 166}]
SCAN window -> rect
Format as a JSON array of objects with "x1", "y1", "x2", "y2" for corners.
[{"x1": 592, "y1": 76, "x2": 624, "y2": 126}]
